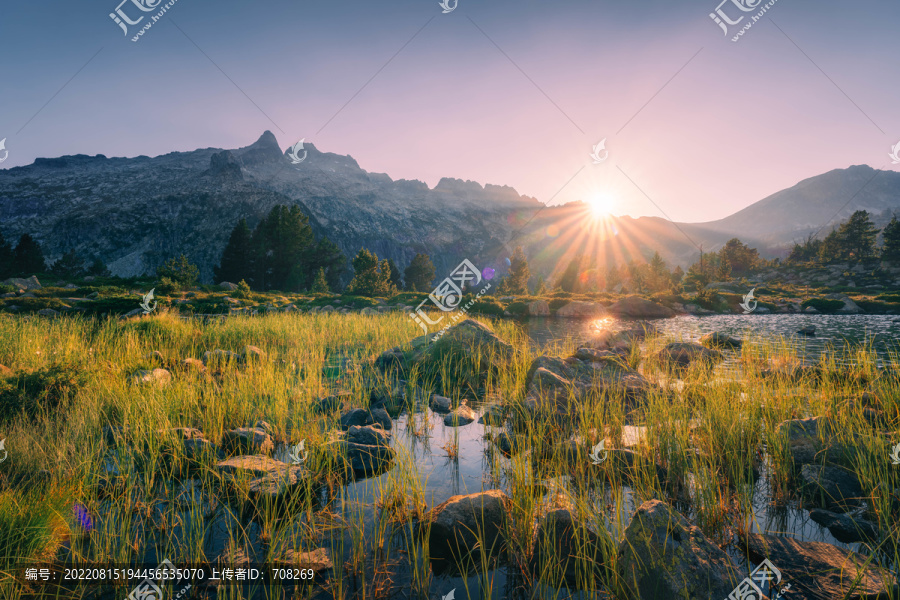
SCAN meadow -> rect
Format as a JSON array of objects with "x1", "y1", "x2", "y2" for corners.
[{"x1": 0, "y1": 310, "x2": 898, "y2": 600}]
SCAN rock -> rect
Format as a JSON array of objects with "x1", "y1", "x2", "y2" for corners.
[
  {"x1": 215, "y1": 455, "x2": 308, "y2": 502},
  {"x1": 776, "y1": 417, "x2": 845, "y2": 467},
  {"x1": 808, "y1": 508, "x2": 879, "y2": 544},
  {"x1": 744, "y1": 533, "x2": 898, "y2": 599},
  {"x1": 429, "y1": 394, "x2": 453, "y2": 413},
  {"x1": 340, "y1": 441, "x2": 395, "y2": 477},
  {"x1": 1, "y1": 276, "x2": 41, "y2": 292},
  {"x1": 221, "y1": 427, "x2": 275, "y2": 456},
  {"x1": 590, "y1": 323, "x2": 657, "y2": 352},
  {"x1": 617, "y1": 500, "x2": 741, "y2": 600},
  {"x1": 276, "y1": 548, "x2": 333, "y2": 572},
  {"x1": 492, "y1": 431, "x2": 523, "y2": 456},
  {"x1": 800, "y1": 464, "x2": 864, "y2": 509},
  {"x1": 527, "y1": 300, "x2": 550, "y2": 316},
  {"x1": 218, "y1": 282, "x2": 238, "y2": 291},
  {"x1": 319, "y1": 305, "x2": 335, "y2": 313},
  {"x1": 129, "y1": 368, "x2": 172, "y2": 386},
  {"x1": 345, "y1": 425, "x2": 391, "y2": 447},
  {"x1": 123, "y1": 307, "x2": 144, "y2": 318},
  {"x1": 797, "y1": 325, "x2": 816, "y2": 336},
  {"x1": 159, "y1": 428, "x2": 220, "y2": 473},
  {"x1": 444, "y1": 405, "x2": 477, "y2": 426},
  {"x1": 824, "y1": 293, "x2": 864, "y2": 314},
  {"x1": 555, "y1": 301, "x2": 606, "y2": 318},
  {"x1": 425, "y1": 490, "x2": 510, "y2": 562},
  {"x1": 699, "y1": 332, "x2": 742, "y2": 350},
  {"x1": 37, "y1": 308, "x2": 59, "y2": 317},
  {"x1": 803, "y1": 306, "x2": 820, "y2": 314},
  {"x1": 316, "y1": 392, "x2": 351, "y2": 414},
  {"x1": 215, "y1": 454, "x2": 291, "y2": 478},
  {"x1": 530, "y1": 495, "x2": 606, "y2": 584},
  {"x1": 478, "y1": 404, "x2": 507, "y2": 426},
  {"x1": 606, "y1": 296, "x2": 675, "y2": 319},
  {"x1": 360, "y1": 307, "x2": 377, "y2": 315},
  {"x1": 241, "y1": 345, "x2": 266, "y2": 363},
  {"x1": 656, "y1": 342, "x2": 723, "y2": 372},
  {"x1": 369, "y1": 407, "x2": 392, "y2": 431},
  {"x1": 179, "y1": 358, "x2": 207, "y2": 373},
  {"x1": 202, "y1": 349, "x2": 240, "y2": 366},
  {"x1": 340, "y1": 408, "x2": 373, "y2": 430}
]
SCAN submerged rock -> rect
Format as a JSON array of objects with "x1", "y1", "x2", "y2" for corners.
[
  {"x1": 617, "y1": 500, "x2": 741, "y2": 600},
  {"x1": 530, "y1": 494, "x2": 606, "y2": 585},
  {"x1": 425, "y1": 490, "x2": 510, "y2": 564},
  {"x1": 797, "y1": 326, "x2": 816, "y2": 336},
  {"x1": 776, "y1": 417, "x2": 846, "y2": 467}
]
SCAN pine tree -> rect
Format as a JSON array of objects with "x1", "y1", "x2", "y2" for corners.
[
  {"x1": 252, "y1": 205, "x2": 315, "y2": 291},
  {"x1": 347, "y1": 249, "x2": 394, "y2": 297},
  {"x1": 0, "y1": 231, "x2": 14, "y2": 279},
  {"x1": 13, "y1": 234, "x2": 46, "y2": 276},
  {"x1": 715, "y1": 258, "x2": 732, "y2": 282},
  {"x1": 404, "y1": 253, "x2": 436, "y2": 292},
  {"x1": 882, "y1": 215, "x2": 900, "y2": 262},
  {"x1": 311, "y1": 267, "x2": 331, "y2": 293},
  {"x1": 215, "y1": 218, "x2": 254, "y2": 285},
  {"x1": 310, "y1": 237, "x2": 346, "y2": 292},
  {"x1": 718, "y1": 238, "x2": 759, "y2": 275},
  {"x1": 506, "y1": 246, "x2": 531, "y2": 294},
  {"x1": 386, "y1": 258, "x2": 403, "y2": 290},
  {"x1": 836, "y1": 210, "x2": 879, "y2": 261},
  {"x1": 50, "y1": 250, "x2": 86, "y2": 279},
  {"x1": 534, "y1": 275, "x2": 548, "y2": 296},
  {"x1": 88, "y1": 258, "x2": 111, "y2": 277}
]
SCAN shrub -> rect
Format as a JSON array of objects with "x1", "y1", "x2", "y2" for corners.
[
  {"x1": 470, "y1": 297, "x2": 504, "y2": 316},
  {"x1": 156, "y1": 277, "x2": 180, "y2": 295},
  {"x1": 0, "y1": 365, "x2": 86, "y2": 423},
  {"x1": 695, "y1": 289, "x2": 720, "y2": 309},
  {"x1": 233, "y1": 280, "x2": 252, "y2": 299},
  {"x1": 156, "y1": 255, "x2": 199, "y2": 290},
  {"x1": 505, "y1": 301, "x2": 529, "y2": 317},
  {"x1": 549, "y1": 298, "x2": 569, "y2": 311},
  {"x1": 0, "y1": 285, "x2": 14, "y2": 295}
]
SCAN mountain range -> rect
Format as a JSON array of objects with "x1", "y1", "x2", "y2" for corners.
[{"x1": 1, "y1": 131, "x2": 898, "y2": 283}]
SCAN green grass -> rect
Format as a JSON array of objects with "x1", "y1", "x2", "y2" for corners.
[{"x1": 0, "y1": 312, "x2": 897, "y2": 599}]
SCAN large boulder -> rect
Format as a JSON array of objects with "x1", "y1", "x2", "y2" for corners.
[
  {"x1": 744, "y1": 533, "x2": 898, "y2": 599},
  {"x1": 1, "y1": 276, "x2": 41, "y2": 292},
  {"x1": 606, "y1": 296, "x2": 675, "y2": 319},
  {"x1": 218, "y1": 282, "x2": 239, "y2": 291},
  {"x1": 221, "y1": 427, "x2": 275, "y2": 456},
  {"x1": 617, "y1": 500, "x2": 741, "y2": 600},
  {"x1": 555, "y1": 301, "x2": 606, "y2": 318},
  {"x1": 824, "y1": 293, "x2": 864, "y2": 314},
  {"x1": 527, "y1": 300, "x2": 550, "y2": 316},
  {"x1": 775, "y1": 417, "x2": 846, "y2": 467},
  {"x1": 529, "y1": 494, "x2": 606, "y2": 584},
  {"x1": 808, "y1": 508, "x2": 879, "y2": 544},
  {"x1": 656, "y1": 342, "x2": 723, "y2": 372},
  {"x1": 426, "y1": 490, "x2": 510, "y2": 564},
  {"x1": 375, "y1": 319, "x2": 512, "y2": 384},
  {"x1": 799, "y1": 464, "x2": 864, "y2": 510}
]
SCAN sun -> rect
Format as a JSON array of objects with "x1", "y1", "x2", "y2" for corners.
[{"x1": 587, "y1": 194, "x2": 615, "y2": 217}]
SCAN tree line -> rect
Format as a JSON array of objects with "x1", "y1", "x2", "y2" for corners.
[{"x1": 787, "y1": 210, "x2": 900, "y2": 264}]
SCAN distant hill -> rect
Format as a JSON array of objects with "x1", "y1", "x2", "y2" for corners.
[{"x1": 1, "y1": 132, "x2": 898, "y2": 283}]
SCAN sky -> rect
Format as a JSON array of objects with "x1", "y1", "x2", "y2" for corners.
[{"x1": 0, "y1": 0, "x2": 898, "y2": 223}]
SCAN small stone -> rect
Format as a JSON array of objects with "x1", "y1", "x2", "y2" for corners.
[
  {"x1": 430, "y1": 394, "x2": 453, "y2": 413},
  {"x1": 129, "y1": 368, "x2": 172, "y2": 386},
  {"x1": 444, "y1": 405, "x2": 477, "y2": 427},
  {"x1": 340, "y1": 408, "x2": 373, "y2": 430},
  {"x1": 221, "y1": 428, "x2": 275, "y2": 456}
]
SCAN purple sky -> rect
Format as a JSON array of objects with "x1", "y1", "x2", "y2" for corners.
[{"x1": 1, "y1": 0, "x2": 898, "y2": 222}]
